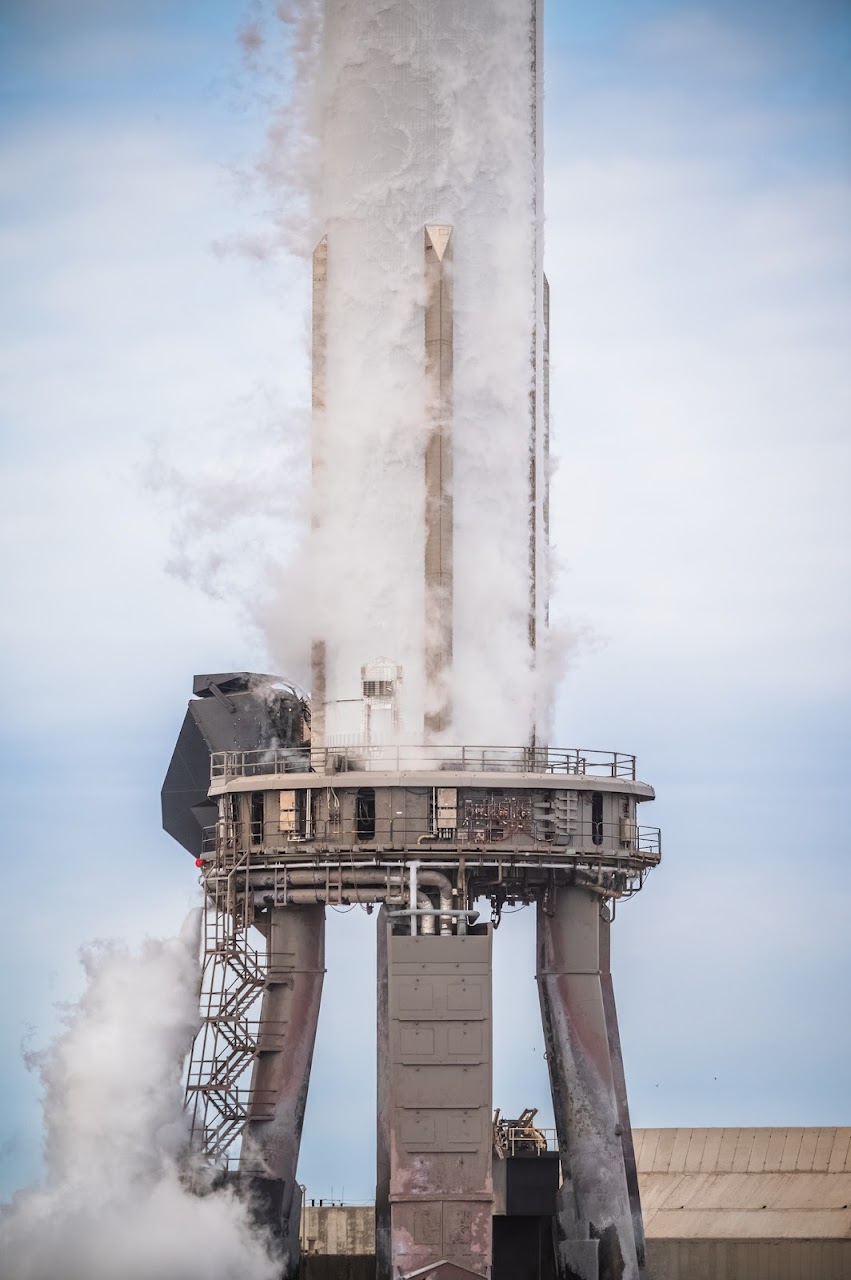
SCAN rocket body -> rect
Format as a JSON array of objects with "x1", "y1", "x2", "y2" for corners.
[
  {"x1": 310, "y1": 0, "x2": 547, "y2": 748},
  {"x1": 167, "y1": 11, "x2": 655, "y2": 1279}
]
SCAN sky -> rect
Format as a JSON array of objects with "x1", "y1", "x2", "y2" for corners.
[{"x1": 1, "y1": 0, "x2": 849, "y2": 1205}]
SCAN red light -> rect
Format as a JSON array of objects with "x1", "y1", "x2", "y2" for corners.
[{"x1": 195, "y1": 858, "x2": 204, "y2": 868}]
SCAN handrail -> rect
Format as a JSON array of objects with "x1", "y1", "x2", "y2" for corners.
[
  {"x1": 210, "y1": 743, "x2": 637, "y2": 782},
  {"x1": 503, "y1": 1125, "x2": 558, "y2": 1155}
]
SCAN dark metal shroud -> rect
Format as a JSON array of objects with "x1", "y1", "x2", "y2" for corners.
[{"x1": 161, "y1": 672, "x2": 308, "y2": 855}]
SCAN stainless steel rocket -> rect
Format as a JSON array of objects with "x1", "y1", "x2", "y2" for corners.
[{"x1": 162, "y1": 4, "x2": 660, "y2": 1277}]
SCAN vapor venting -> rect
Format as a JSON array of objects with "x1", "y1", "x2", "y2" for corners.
[
  {"x1": 301, "y1": 0, "x2": 548, "y2": 747},
  {"x1": 0, "y1": 915, "x2": 280, "y2": 1280}
]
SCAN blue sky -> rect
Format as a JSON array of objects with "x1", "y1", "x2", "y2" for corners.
[{"x1": 1, "y1": 0, "x2": 849, "y2": 1204}]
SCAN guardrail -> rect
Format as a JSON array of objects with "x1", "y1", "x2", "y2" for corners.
[
  {"x1": 499, "y1": 1125, "x2": 559, "y2": 1156},
  {"x1": 210, "y1": 744, "x2": 637, "y2": 782}
]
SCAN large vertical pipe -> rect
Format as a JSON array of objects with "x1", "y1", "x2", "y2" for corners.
[
  {"x1": 536, "y1": 888, "x2": 639, "y2": 1280},
  {"x1": 243, "y1": 906, "x2": 325, "y2": 1278},
  {"x1": 600, "y1": 908, "x2": 648, "y2": 1276},
  {"x1": 424, "y1": 223, "x2": 454, "y2": 739}
]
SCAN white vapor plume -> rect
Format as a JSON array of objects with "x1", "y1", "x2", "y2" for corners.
[
  {"x1": 0, "y1": 914, "x2": 279, "y2": 1280},
  {"x1": 161, "y1": 0, "x2": 552, "y2": 746},
  {"x1": 303, "y1": 0, "x2": 546, "y2": 745}
]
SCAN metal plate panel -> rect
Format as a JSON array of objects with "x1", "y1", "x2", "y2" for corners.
[{"x1": 383, "y1": 927, "x2": 493, "y2": 1276}]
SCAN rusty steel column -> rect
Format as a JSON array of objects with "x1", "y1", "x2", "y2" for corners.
[
  {"x1": 600, "y1": 907, "x2": 648, "y2": 1277},
  {"x1": 377, "y1": 920, "x2": 493, "y2": 1277},
  {"x1": 242, "y1": 905, "x2": 325, "y2": 1277},
  {"x1": 536, "y1": 888, "x2": 639, "y2": 1280},
  {"x1": 424, "y1": 223, "x2": 454, "y2": 739}
]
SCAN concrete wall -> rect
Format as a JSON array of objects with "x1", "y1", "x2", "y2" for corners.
[{"x1": 301, "y1": 1205, "x2": 374, "y2": 1257}]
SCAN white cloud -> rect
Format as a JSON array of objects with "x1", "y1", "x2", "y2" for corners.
[
  {"x1": 0, "y1": 115, "x2": 310, "y2": 727},
  {"x1": 0, "y1": 916, "x2": 281, "y2": 1280},
  {"x1": 545, "y1": 56, "x2": 851, "y2": 705}
]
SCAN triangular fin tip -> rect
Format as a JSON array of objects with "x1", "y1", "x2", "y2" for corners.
[{"x1": 425, "y1": 223, "x2": 453, "y2": 260}]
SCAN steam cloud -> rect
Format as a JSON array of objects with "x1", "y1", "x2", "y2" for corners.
[
  {"x1": 0, "y1": 914, "x2": 279, "y2": 1280},
  {"x1": 161, "y1": 0, "x2": 552, "y2": 747},
  {"x1": 306, "y1": 0, "x2": 546, "y2": 746},
  {"x1": 4, "y1": 3, "x2": 556, "y2": 1270}
]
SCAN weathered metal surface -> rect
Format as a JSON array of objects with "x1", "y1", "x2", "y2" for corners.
[
  {"x1": 242, "y1": 905, "x2": 325, "y2": 1276},
  {"x1": 634, "y1": 1127, "x2": 851, "y2": 1241},
  {"x1": 161, "y1": 673, "x2": 307, "y2": 855},
  {"x1": 600, "y1": 910, "x2": 647, "y2": 1275},
  {"x1": 378, "y1": 924, "x2": 493, "y2": 1278},
  {"x1": 537, "y1": 887, "x2": 641, "y2": 1279},
  {"x1": 634, "y1": 1127, "x2": 851, "y2": 1176},
  {"x1": 204, "y1": 778, "x2": 659, "y2": 893}
]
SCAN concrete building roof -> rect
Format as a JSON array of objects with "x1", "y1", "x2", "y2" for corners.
[{"x1": 634, "y1": 1128, "x2": 851, "y2": 1240}]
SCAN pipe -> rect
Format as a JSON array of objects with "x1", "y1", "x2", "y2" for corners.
[
  {"x1": 413, "y1": 869, "x2": 454, "y2": 935},
  {"x1": 409, "y1": 861, "x2": 419, "y2": 937},
  {"x1": 387, "y1": 908, "x2": 479, "y2": 923},
  {"x1": 253, "y1": 886, "x2": 437, "y2": 934},
  {"x1": 248, "y1": 867, "x2": 455, "y2": 936}
]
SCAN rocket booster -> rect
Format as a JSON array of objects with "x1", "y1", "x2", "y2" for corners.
[{"x1": 309, "y1": 0, "x2": 548, "y2": 750}]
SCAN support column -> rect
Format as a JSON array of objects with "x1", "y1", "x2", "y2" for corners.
[
  {"x1": 377, "y1": 920, "x2": 493, "y2": 1278},
  {"x1": 424, "y1": 223, "x2": 454, "y2": 738},
  {"x1": 600, "y1": 908, "x2": 648, "y2": 1276},
  {"x1": 242, "y1": 905, "x2": 325, "y2": 1278},
  {"x1": 536, "y1": 888, "x2": 639, "y2": 1280}
]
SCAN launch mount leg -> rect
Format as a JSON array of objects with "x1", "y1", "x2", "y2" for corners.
[
  {"x1": 600, "y1": 907, "x2": 649, "y2": 1277},
  {"x1": 242, "y1": 905, "x2": 325, "y2": 1278},
  {"x1": 536, "y1": 888, "x2": 642, "y2": 1280}
]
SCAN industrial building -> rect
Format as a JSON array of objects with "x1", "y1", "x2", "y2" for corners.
[{"x1": 296, "y1": 1127, "x2": 851, "y2": 1280}]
